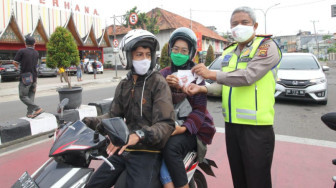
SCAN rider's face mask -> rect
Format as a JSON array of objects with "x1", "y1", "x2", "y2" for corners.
[
  {"x1": 171, "y1": 53, "x2": 189, "y2": 66},
  {"x1": 231, "y1": 24, "x2": 255, "y2": 43},
  {"x1": 132, "y1": 59, "x2": 151, "y2": 75}
]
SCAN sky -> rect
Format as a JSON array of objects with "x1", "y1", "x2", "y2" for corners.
[{"x1": 89, "y1": 0, "x2": 336, "y2": 36}]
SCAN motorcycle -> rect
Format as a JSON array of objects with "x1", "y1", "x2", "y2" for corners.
[
  {"x1": 12, "y1": 98, "x2": 218, "y2": 188},
  {"x1": 321, "y1": 112, "x2": 336, "y2": 188}
]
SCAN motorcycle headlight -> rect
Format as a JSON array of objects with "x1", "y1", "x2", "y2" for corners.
[{"x1": 310, "y1": 77, "x2": 326, "y2": 84}]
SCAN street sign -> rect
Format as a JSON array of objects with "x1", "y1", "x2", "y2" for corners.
[
  {"x1": 129, "y1": 13, "x2": 138, "y2": 25},
  {"x1": 113, "y1": 39, "x2": 119, "y2": 47}
]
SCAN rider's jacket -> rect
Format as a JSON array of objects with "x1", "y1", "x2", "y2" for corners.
[{"x1": 99, "y1": 70, "x2": 175, "y2": 152}]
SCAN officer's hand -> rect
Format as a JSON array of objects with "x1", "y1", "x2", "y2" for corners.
[{"x1": 192, "y1": 64, "x2": 216, "y2": 80}]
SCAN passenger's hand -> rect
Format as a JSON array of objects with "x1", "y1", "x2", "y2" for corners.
[
  {"x1": 192, "y1": 64, "x2": 216, "y2": 80},
  {"x1": 171, "y1": 125, "x2": 187, "y2": 136},
  {"x1": 166, "y1": 75, "x2": 181, "y2": 90},
  {"x1": 117, "y1": 134, "x2": 140, "y2": 155}
]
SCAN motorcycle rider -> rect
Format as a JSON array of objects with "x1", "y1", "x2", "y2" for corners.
[
  {"x1": 83, "y1": 29, "x2": 175, "y2": 188},
  {"x1": 159, "y1": 27, "x2": 216, "y2": 188}
]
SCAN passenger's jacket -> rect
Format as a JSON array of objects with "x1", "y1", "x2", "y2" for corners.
[{"x1": 98, "y1": 70, "x2": 175, "y2": 151}]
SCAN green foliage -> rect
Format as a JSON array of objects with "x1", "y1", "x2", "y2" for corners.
[
  {"x1": 124, "y1": 7, "x2": 160, "y2": 34},
  {"x1": 323, "y1": 35, "x2": 332, "y2": 40},
  {"x1": 46, "y1": 26, "x2": 80, "y2": 88},
  {"x1": 160, "y1": 43, "x2": 170, "y2": 69},
  {"x1": 46, "y1": 27, "x2": 80, "y2": 69},
  {"x1": 205, "y1": 45, "x2": 214, "y2": 66},
  {"x1": 328, "y1": 47, "x2": 336, "y2": 53}
]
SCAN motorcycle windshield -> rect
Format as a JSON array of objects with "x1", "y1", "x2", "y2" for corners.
[{"x1": 49, "y1": 120, "x2": 106, "y2": 156}]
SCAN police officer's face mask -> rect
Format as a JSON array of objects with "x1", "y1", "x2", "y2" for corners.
[{"x1": 231, "y1": 24, "x2": 254, "y2": 43}]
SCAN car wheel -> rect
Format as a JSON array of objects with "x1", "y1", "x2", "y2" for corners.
[
  {"x1": 318, "y1": 100, "x2": 328, "y2": 105},
  {"x1": 101, "y1": 71, "x2": 103, "y2": 74}
]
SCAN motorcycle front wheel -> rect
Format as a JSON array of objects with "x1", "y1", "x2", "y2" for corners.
[{"x1": 189, "y1": 170, "x2": 207, "y2": 188}]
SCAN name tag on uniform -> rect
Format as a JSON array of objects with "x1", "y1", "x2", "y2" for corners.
[{"x1": 222, "y1": 55, "x2": 231, "y2": 67}]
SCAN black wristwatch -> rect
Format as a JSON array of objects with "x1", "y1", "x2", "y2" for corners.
[{"x1": 135, "y1": 130, "x2": 145, "y2": 141}]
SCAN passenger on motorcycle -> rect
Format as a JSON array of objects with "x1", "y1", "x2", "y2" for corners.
[
  {"x1": 83, "y1": 29, "x2": 175, "y2": 188},
  {"x1": 159, "y1": 27, "x2": 216, "y2": 188}
]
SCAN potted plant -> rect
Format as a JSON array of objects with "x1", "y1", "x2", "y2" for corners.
[{"x1": 46, "y1": 26, "x2": 82, "y2": 109}]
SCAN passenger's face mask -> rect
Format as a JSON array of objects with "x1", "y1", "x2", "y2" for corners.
[
  {"x1": 132, "y1": 59, "x2": 151, "y2": 75},
  {"x1": 171, "y1": 53, "x2": 189, "y2": 66},
  {"x1": 231, "y1": 24, "x2": 255, "y2": 43}
]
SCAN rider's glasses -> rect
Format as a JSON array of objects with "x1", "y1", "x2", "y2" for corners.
[{"x1": 172, "y1": 46, "x2": 189, "y2": 55}]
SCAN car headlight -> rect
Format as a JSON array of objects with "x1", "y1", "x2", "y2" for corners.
[{"x1": 310, "y1": 77, "x2": 326, "y2": 84}]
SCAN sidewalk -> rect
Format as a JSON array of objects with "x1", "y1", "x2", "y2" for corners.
[{"x1": 0, "y1": 69, "x2": 129, "y2": 102}]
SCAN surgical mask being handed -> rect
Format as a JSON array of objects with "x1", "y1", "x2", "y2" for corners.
[
  {"x1": 132, "y1": 59, "x2": 151, "y2": 75},
  {"x1": 171, "y1": 53, "x2": 189, "y2": 66},
  {"x1": 231, "y1": 24, "x2": 254, "y2": 43}
]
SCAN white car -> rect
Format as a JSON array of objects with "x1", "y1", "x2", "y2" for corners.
[
  {"x1": 275, "y1": 53, "x2": 329, "y2": 105},
  {"x1": 84, "y1": 61, "x2": 104, "y2": 74}
]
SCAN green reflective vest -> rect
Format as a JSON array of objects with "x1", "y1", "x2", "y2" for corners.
[{"x1": 221, "y1": 37, "x2": 281, "y2": 125}]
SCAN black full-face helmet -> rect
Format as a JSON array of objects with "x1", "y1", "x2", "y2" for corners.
[
  {"x1": 119, "y1": 29, "x2": 160, "y2": 71},
  {"x1": 168, "y1": 27, "x2": 197, "y2": 60}
]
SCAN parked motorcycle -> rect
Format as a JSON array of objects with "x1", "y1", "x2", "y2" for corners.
[
  {"x1": 321, "y1": 112, "x2": 336, "y2": 188},
  {"x1": 12, "y1": 98, "x2": 217, "y2": 188}
]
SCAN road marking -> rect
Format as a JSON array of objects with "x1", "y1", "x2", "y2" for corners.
[
  {"x1": 216, "y1": 127, "x2": 336, "y2": 148},
  {"x1": 0, "y1": 137, "x2": 51, "y2": 157}
]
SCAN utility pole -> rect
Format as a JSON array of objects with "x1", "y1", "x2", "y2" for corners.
[
  {"x1": 110, "y1": 15, "x2": 125, "y2": 79},
  {"x1": 190, "y1": 9, "x2": 192, "y2": 29},
  {"x1": 311, "y1": 20, "x2": 320, "y2": 58},
  {"x1": 255, "y1": 3, "x2": 280, "y2": 34}
]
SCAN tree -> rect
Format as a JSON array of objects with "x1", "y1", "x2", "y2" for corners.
[
  {"x1": 160, "y1": 43, "x2": 170, "y2": 69},
  {"x1": 124, "y1": 7, "x2": 160, "y2": 34},
  {"x1": 205, "y1": 45, "x2": 214, "y2": 66},
  {"x1": 46, "y1": 26, "x2": 80, "y2": 88}
]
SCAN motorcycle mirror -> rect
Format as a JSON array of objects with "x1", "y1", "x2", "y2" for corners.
[
  {"x1": 321, "y1": 112, "x2": 336, "y2": 131},
  {"x1": 101, "y1": 117, "x2": 129, "y2": 147}
]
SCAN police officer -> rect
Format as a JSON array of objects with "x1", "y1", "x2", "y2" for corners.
[{"x1": 186, "y1": 6, "x2": 282, "y2": 188}]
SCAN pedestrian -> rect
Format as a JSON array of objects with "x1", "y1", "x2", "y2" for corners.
[
  {"x1": 159, "y1": 27, "x2": 216, "y2": 188},
  {"x1": 82, "y1": 29, "x2": 175, "y2": 187},
  {"x1": 76, "y1": 60, "x2": 83, "y2": 81},
  {"x1": 59, "y1": 67, "x2": 68, "y2": 83},
  {"x1": 92, "y1": 59, "x2": 97, "y2": 79},
  {"x1": 185, "y1": 6, "x2": 282, "y2": 188},
  {"x1": 13, "y1": 36, "x2": 44, "y2": 118}
]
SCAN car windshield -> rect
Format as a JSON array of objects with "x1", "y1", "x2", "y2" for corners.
[
  {"x1": 2, "y1": 64, "x2": 15, "y2": 68},
  {"x1": 209, "y1": 57, "x2": 223, "y2": 70},
  {"x1": 279, "y1": 55, "x2": 320, "y2": 70},
  {"x1": 40, "y1": 64, "x2": 47, "y2": 68}
]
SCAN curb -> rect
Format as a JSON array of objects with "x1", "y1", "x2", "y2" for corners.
[{"x1": 0, "y1": 104, "x2": 98, "y2": 146}]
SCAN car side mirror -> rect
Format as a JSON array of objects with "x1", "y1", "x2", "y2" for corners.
[
  {"x1": 101, "y1": 117, "x2": 129, "y2": 147},
  {"x1": 322, "y1": 65, "x2": 329, "y2": 72}
]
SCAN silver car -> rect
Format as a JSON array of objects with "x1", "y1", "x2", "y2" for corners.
[{"x1": 275, "y1": 53, "x2": 329, "y2": 105}]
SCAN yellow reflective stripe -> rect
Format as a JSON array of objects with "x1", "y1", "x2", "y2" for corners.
[
  {"x1": 236, "y1": 108, "x2": 257, "y2": 120},
  {"x1": 124, "y1": 148, "x2": 161, "y2": 153},
  {"x1": 236, "y1": 108, "x2": 256, "y2": 114}
]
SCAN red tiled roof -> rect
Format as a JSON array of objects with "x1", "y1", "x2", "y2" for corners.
[{"x1": 108, "y1": 7, "x2": 227, "y2": 42}]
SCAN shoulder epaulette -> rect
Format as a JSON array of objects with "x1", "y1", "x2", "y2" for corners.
[
  {"x1": 223, "y1": 42, "x2": 237, "y2": 50},
  {"x1": 256, "y1": 34, "x2": 273, "y2": 38}
]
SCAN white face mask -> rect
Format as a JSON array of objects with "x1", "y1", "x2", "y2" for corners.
[
  {"x1": 231, "y1": 25, "x2": 255, "y2": 43},
  {"x1": 132, "y1": 59, "x2": 151, "y2": 75}
]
